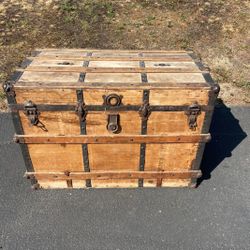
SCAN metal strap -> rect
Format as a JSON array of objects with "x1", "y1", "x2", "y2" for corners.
[
  {"x1": 139, "y1": 53, "x2": 149, "y2": 187},
  {"x1": 77, "y1": 53, "x2": 92, "y2": 187},
  {"x1": 5, "y1": 63, "x2": 37, "y2": 185},
  {"x1": 79, "y1": 52, "x2": 92, "y2": 82}
]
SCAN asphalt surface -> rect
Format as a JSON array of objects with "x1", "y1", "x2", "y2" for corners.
[{"x1": 0, "y1": 106, "x2": 249, "y2": 250}]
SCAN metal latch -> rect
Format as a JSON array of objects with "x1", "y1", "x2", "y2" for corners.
[
  {"x1": 75, "y1": 101, "x2": 87, "y2": 121},
  {"x1": 24, "y1": 100, "x2": 40, "y2": 126},
  {"x1": 103, "y1": 94, "x2": 122, "y2": 134},
  {"x1": 107, "y1": 113, "x2": 120, "y2": 133},
  {"x1": 185, "y1": 102, "x2": 201, "y2": 130}
]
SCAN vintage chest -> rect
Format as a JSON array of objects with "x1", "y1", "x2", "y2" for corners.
[{"x1": 3, "y1": 49, "x2": 220, "y2": 189}]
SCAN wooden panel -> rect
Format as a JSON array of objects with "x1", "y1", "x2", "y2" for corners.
[
  {"x1": 19, "y1": 111, "x2": 80, "y2": 135},
  {"x1": 15, "y1": 89, "x2": 77, "y2": 104},
  {"x1": 19, "y1": 71, "x2": 79, "y2": 82},
  {"x1": 39, "y1": 50, "x2": 89, "y2": 56},
  {"x1": 149, "y1": 89, "x2": 209, "y2": 105},
  {"x1": 89, "y1": 144, "x2": 140, "y2": 187},
  {"x1": 86, "y1": 112, "x2": 141, "y2": 135},
  {"x1": 84, "y1": 73, "x2": 141, "y2": 83},
  {"x1": 84, "y1": 89, "x2": 143, "y2": 105},
  {"x1": 145, "y1": 143, "x2": 199, "y2": 171},
  {"x1": 147, "y1": 73, "x2": 205, "y2": 83},
  {"x1": 28, "y1": 144, "x2": 83, "y2": 171},
  {"x1": 89, "y1": 61, "x2": 139, "y2": 68},
  {"x1": 145, "y1": 61, "x2": 197, "y2": 69},
  {"x1": 38, "y1": 180, "x2": 68, "y2": 189},
  {"x1": 92, "y1": 180, "x2": 138, "y2": 188},
  {"x1": 147, "y1": 112, "x2": 206, "y2": 134},
  {"x1": 143, "y1": 143, "x2": 198, "y2": 187},
  {"x1": 88, "y1": 144, "x2": 139, "y2": 171},
  {"x1": 31, "y1": 59, "x2": 84, "y2": 66}
]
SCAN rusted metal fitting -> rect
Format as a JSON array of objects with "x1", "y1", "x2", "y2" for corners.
[{"x1": 213, "y1": 83, "x2": 220, "y2": 94}]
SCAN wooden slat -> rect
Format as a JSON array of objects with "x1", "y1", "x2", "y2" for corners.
[
  {"x1": 27, "y1": 56, "x2": 192, "y2": 62},
  {"x1": 14, "y1": 81, "x2": 211, "y2": 89},
  {"x1": 25, "y1": 170, "x2": 202, "y2": 180},
  {"x1": 15, "y1": 134, "x2": 211, "y2": 144},
  {"x1": 36, "y1": 49, "x2": 187, "y2": 53},
  {"x1": 22, "y1": 66, "x2": 202, "y2": 73}
]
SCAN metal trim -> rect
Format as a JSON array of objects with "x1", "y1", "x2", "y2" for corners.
[
  {"x1": 9, "y1": 103, "x2": 213, "y2": 112},
  {"x1": 138, "y1": 53, "x2": 149, "y2": 187},
  {"x1": 187, "y1": 52, "x2": 220, "y2": 187},
  {"x1": 4, "y1": 57, "x2": 37, "y2": 185},
  {"x1": 79, "y1": 52, "x2": 92, "y2": 82},
  {"x1": 77, "y1": 53, "x2": 92, "y2": 187},
  {"x1": 76, "y1": 89, "x2": 91, "y2": 188}
]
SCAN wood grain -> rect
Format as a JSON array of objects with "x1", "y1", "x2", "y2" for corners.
[{"x1": 15, "y1": 134, "x2": 211, "y2": 144}]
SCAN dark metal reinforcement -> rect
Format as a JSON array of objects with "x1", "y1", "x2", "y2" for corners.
[
  {"x1": 187, "y1": 51, "x2": 220, "y2": 187},
  {"x1": 138, "y1": 53, "x2": 149, "y2": 187},
  {"x1": 77, "y1": 52, "x2": 92, "y2": 188},
  {"x1": 2, "y1": 56, "x2": 39, "y2": 188}
]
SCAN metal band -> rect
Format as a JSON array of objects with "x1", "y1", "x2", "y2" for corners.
[
  {"x1": 5, "y1": 60, "x2": 37, "y2": 185},
  {"x1": 77, "y1": 53, "x2": 92, "y2": 187},
  {"x1": 79, "y1": 52, "x2": 92, "y2": 82},
  {"x1": 139, "y1": 53, "x2": 148, "y2": 83},
  {"x1": 139, "y1": 53, "x2": 149, "y2": 187},
  {"x1": 188, "y1": 52, "x2": 219, "y2": 187},
  {"x1": 9, "y1": 104, "x2": 213, "y2": 112},
  {"x1": 76, "y1": 89, "x2": 91, "y2": 187}
]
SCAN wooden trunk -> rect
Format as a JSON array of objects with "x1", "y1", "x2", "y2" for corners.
[{"x1": 4, "y1": 49, "x2": 220, "y2": 189}]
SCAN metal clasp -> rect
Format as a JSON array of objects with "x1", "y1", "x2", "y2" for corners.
[
  {"x1": 24, "y1": 100, "x2": 40, "y2": 126},
  {"x1": 75, "y1": 102, "x2": 87, "y2": 121},
  {"x1": 185, "y1": 102, "x2": 201, "y2": 130},
  {"x1": 107, "y1": 113, "x2": 120, "y2": 133},
  {"x1": 103, "y1": 93, "x2": 123, "y2": 134},
  {"x1": 139, "y1": 101, "x2": 151, "y2": 120}
]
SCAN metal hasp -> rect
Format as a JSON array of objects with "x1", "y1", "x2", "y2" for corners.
[
  {"x1": 107, "y1": 114, "x2": 120, "y2": 133},
  {"x1": 75, "y1": 101, "x2": 87, "y2": 121},
  {"x1": 185, "y1": 102, "x2": 201, "y2": 130},
  {"x1": 103, "y1": 94, "x2": 122, "y2": 134},
  {"x1": 23, "y1": 100, "x2": 40, "y2": 126}
]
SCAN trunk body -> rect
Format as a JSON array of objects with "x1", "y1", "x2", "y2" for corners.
[{"x1": 5, "y1": 49, "x2": 219, "y2": 189}]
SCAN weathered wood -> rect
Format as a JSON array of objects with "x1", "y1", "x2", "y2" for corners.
[
  {"x1": 25, "y1": 170, "x2": 202, "y2": 180},
  {"x1": 5, "y1": 49, "x2": 218, "y2": 189},
  {"x1": 27, "y1": 56, "x2": 192, "y2": 62},
  {"x1": 22, "y1": 66, "x2": 204, "y2": 73},
  {"x1": 15, "y1": 134, "x2": 211, "y2": 144},
  {"x1": 14, "y1": 81, "x2": 211, "y2": 89},
  {"x1": 36, "y1": 49, "x2": 187, "y2": 53}
]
